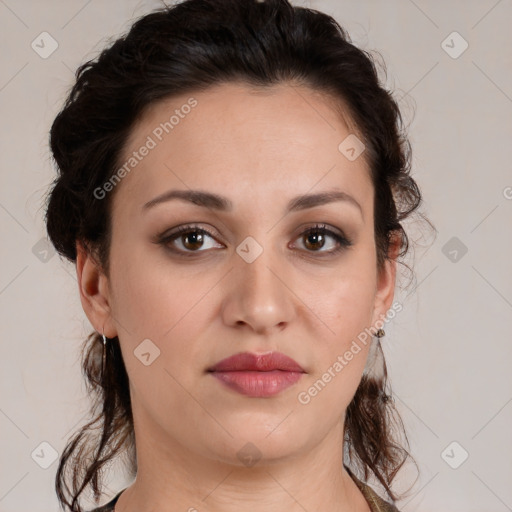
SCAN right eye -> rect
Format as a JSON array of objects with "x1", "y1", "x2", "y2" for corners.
[{"x1": 157, "y1": 224, "x2": 225, "y2": 256}]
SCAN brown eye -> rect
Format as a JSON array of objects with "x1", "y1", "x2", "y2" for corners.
[
  {"x1": 303, "y1": 230, "x2": 327, "y2": 251},
  {"x1": 181, "y1": 230, "x2": 206, "y2": 251},
  {"x1": 158, "y1": 225, "x2": 224, "y2": 255},
  {"x1": 294, "y1": 224, "x2": 352, "y2": 255}
]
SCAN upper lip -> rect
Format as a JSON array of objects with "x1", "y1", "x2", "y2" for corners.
[{"x1": 207, "y1": 351, "x2": 305, "y2": 373}]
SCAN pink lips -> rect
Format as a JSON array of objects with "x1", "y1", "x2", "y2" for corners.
[{"x1": 207, "y1": 352, "x2": 305, "y2": 398}]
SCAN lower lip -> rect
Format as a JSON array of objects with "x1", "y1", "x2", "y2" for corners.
[{"x1": 210, "y1": 370, "x2": 304, "y2": 397}]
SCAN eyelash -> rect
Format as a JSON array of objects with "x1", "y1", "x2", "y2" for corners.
[{"x1": 156, "y1": 223, "x2": 353, "y2": 258}]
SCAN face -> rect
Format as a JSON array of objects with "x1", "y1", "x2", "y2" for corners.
[{"x1": 78, "y1": 82, "x2": 397, "y2": 468}]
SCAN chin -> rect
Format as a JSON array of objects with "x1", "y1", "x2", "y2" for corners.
[{"x1": 204, "y1": 425, "x2": 306, "y2": 467}]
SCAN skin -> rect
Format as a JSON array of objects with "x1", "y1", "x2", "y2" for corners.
[{"x1": 77, "y1": 82, "x2": 399, "y2": 512}]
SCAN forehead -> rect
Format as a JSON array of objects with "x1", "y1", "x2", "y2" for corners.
[{"x1": 112, "y1": 82, "x2": 372, "y2": 218}]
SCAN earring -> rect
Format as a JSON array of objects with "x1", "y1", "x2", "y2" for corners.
[
  {"x1": 102, "y1": 332, "x2": 107, "y2": 376},
  {"x1": 361, "y1": 328, "x2": 386, "y2": 379},
  {"x1": 373, "y1": 328, "x2": 393, "y2": 403}
]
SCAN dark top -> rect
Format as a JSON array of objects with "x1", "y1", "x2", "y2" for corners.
[{"x1": 89, "y1": 466, "x2": 400, "y2": 512}]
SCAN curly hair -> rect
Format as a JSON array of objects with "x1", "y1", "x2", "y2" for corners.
[{"x1": 45, "y1": 0, "x2": 429, "y2": 510}]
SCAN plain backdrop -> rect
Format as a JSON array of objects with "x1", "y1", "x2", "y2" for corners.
[{"x1": 1, "y1": 1, "x2": 511, "y2": 511}]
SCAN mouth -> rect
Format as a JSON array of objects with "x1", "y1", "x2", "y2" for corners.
[{"x1": 207, "y1": 351, "x2": 305, "y2": 398}]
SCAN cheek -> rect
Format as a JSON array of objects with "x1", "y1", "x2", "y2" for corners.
[
  {"x1": 311, "y1": 283, "x2": 375, "y2": 386},
  {"x1": 303, "y1": 248, "x2": 377, "y2": 387},
  {"x1": 108, "y1": 240, "x2": 216, "y2": 369},
  {"x1": 107, "y1": 247, "x2": 212, "y2": 408},
  {"x1": 297, "y1": 277, "x2": 377, "y2": 419},
  {"x1": 314, "y1": 252, "x2": 377, "y2": 339},
  {"x1": 108, "y1": 237, "x2": 187, "y2": 333}
]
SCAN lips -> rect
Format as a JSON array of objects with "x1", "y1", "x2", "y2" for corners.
[
  {"x1": 207, "y1": 351, "x2": 305, "y2": 373},
  {"x1": 207, "y1": 352, "x2": 305, "y2": 398}
]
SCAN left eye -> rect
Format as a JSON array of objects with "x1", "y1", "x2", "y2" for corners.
[
  {"x1": 157, "y1": 223, "x2": 352, "y2": 256},
  {"x1": 291, "y1": 224, "x2": 352, "y2": 254}
]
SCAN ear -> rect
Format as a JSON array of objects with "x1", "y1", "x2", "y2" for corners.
[
  {"x1": 370, "y1": 233, "x2": 401, "y2": 330},
  {"x1": 76, "y1": 241, "x2": 117, "y2": 338}
]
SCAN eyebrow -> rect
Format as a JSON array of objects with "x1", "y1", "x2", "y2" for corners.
[{"x1": 142, "y1": 189, "x2": 363, "y2": 216}]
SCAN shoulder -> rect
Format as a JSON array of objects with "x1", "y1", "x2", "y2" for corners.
[
  {"x1": 88, "y1": 505, "x2": 114, "y2": 512},
  {"x1": 87, "y1": 502, "x2": 115, "y2": 512},
  {"x1": 87, "y1": 489, "x2": 124, "y2": 512},
  {"x1": 345, "y1": 465, "x2": 401, "y2": 512},
  {"x1": 362, "y1": 487, "x2": 401, "y2": 512}
]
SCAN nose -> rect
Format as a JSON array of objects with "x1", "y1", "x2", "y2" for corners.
[{"x1": 221, "y1": 246, "x2": 295, "y2": 336}]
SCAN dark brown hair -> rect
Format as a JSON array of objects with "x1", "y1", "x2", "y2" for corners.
[{"x1": 45, "y1": 0, "x2": 428, "y2": 509}]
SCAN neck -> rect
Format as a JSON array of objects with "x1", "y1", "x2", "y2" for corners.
[{"x1": 114, "y1": 414, "x2": 370, "y2": 512}]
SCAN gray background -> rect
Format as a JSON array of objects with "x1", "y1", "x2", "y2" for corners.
[{"x1": 1, "y1": 0, "x2": 511, "y2": 510}]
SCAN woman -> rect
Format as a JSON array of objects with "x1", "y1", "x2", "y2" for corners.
[{"x1": 45, "y1": 0, "x2": 427, "y2": 510}]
